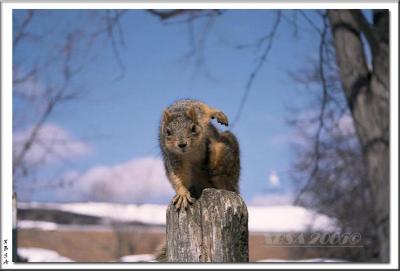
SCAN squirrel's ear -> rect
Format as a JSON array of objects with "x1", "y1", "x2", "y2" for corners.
[
  {"x1": 186, "y1": 106, "x2": 197, "y2": 123},
  {"x1": 163, "y1": 110, "x2": 172, "y2": 124}
]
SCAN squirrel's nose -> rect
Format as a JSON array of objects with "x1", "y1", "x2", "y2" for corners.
[{"x1": 178, "y1": 143, "x2": 187, "y2": 149}]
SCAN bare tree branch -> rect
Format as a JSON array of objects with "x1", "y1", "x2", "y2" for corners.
[
  {"x1": 281, "y1": 11, "x2": 299, "y2": 38},
  {"x1": 294, "y1": 12, "x2": 330, "y2": 204},
  {"x1": 231, "y1": 11, "x2": 281, "y2": 128},
  {"x1": 13, "y1": 64, "x2": 38, "y2": 85},
  {"x1": 13, "y1": 10, "x2": 130, "y2": 183},
  {"x1": 105, "y1": 10, "x2": 127, "y2": 80},
  {"x1": 147, "y1": 9, "x2": 196, "y2": 20},
  {"x1": 13, "y1": 10, "x2": 35, "y2": 49},
  {"x1": 87, "y1": 10, "x2": 127, "y2": 80},
  {"x1": 298, "y1": 10, "x2": 322, "y2": 34},
  {"x1": 13, "y1": 31, "x2": 77, "y2": 177}
]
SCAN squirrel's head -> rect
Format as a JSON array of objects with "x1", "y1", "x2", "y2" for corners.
[{"x1": 161, "y1": 106, "x2": 205, "y2": 156}]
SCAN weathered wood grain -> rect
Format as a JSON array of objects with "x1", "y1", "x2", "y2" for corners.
[{"x1": 166, "y1": 188, "x2": 248, "y2": 262}]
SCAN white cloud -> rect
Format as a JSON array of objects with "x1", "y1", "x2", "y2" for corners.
[
  {"x1": 268, "y1": 170, "x2": 280, "y2": 187},
  {"x1": 13, "y1": 123, "x2": 91, "y2": 165},
  {"x1": 268, "y1": 132, "x2": 308, "y2": 147},
  {"x1": 65, "y1": 157, "x2": 175, "y2": 204},
  {"x1": 249, "y1": 193, "x2": 294, "y2": 206}
]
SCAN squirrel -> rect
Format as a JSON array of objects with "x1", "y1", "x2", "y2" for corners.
[
  {"x1": 155, "y1": 99, "x2": 240, "y2": 261},
  {"x1": 159, "y1": 99, "x2": 241, "y2": 210}
]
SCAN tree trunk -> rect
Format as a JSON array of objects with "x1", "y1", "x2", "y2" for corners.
[
  {"x1": 166, "y1": 188, "x2": 248, "y2": 262},
  {"x1": 327, "y1": 10, "x2": 389, "y2": 262}
]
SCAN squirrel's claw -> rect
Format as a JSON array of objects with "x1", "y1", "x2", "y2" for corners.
[
  {"x1": 173, "y1": 191, "x2": 195, "y2": 210},
  {"x1": 172, "y1": 194, "x2": 180, "y2": 204},
  {"x1": 175, "y1": 197, "x2": 183, "y2": 210}
]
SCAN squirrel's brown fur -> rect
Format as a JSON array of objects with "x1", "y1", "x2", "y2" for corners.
[
  {"x1": 159, "y1": 99, "x2": 240, "y2": 208},
  {"x1": 155, "y1": 99, "x2": 240, "y2": 261}
]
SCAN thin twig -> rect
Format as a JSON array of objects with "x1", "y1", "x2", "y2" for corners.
[
  {"x1": 298, "y1": 10, "x2": 322, "y2": 34},
  {"x1": 106, "y1": 10, "x2": 127, "y2": 80},
  {"x1": 147, "y1": 9, "x2": 192, "y2": 20},
  {"x1": 230, "y1": 11, "x2": 282, "y2": 128},
  {"x1": 295, "y1": 12, "x2": 329, "y2": 204},
  {"x1": 13, "y1": 10, "x2": 35, "y2": 49}
]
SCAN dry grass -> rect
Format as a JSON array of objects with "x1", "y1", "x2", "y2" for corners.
[
  {"x1": 18, "y1": 228, "x2": 357, "y2": 262},
  {"x1": 18, "y1": 228, "x2": 164, "y2": 262}
]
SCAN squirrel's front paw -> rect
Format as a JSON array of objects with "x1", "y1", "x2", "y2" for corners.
[
  {"x1": 172, "y1": 189, "x2": 195, "y2": 210},
  {"x1": 212, "y1": 112, "x2": 229, "y2": 126}
]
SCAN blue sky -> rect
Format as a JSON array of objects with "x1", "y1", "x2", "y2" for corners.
[{"x1": 13, "y1": 9, "x2": 329, "y2": 205}]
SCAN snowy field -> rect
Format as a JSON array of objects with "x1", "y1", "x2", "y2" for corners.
[
  {"x1": 119, "y1": 254, "x2": 156, "y2": 262},
  {"x1": 17, "y1": 202, "x2": 342, "y2": 263},
  {"x1": 18, "y1": 248, "x2": 346, "y2": 263},
  {"x1": 18, "y1": 248, "x2": 73, "y2": 262},
  {"x1": 258, "y1": 258, "x2": 347, "y2": 262},
  {"x1": 18, "y1": 202, "x2": 337, "y2": 232}
]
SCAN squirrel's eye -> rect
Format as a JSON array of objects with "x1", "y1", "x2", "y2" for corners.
[
  {"x1": 166, "y1": 129, "x2": 171, "y2": 136},
  {"x1": 191, "y1": 125, "x2": 197, "y2": 134}
]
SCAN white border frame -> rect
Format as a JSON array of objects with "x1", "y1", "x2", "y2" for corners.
[{"x1": 1, "y1": 1, "x2": 398, "y2": 269}]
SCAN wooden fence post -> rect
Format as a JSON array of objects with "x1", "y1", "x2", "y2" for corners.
[{"x1": 166, "y1": 188, "x2": 248, "y2": 262}]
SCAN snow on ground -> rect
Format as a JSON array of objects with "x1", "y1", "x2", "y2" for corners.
[
  {"x1": 18, "y1": 247, "x2": 74, "y2": 262},
  {"x1": 248, "y1": 205, "x2": 337, "y2": 232},
  {"x1": 17, "y1": 220, "x2": 119, "y2": 232},
  {"x1": 18, "y1": 202, "x2": 337, "y2": 232},
  {"x1": 17, "y1": 247, "x2": 346, "y2": 263},
  {"x1": 18, "y1": 220, "x2": 58, "y2": 231},
  {"x1": 120, "y1": 254, "x2": 156, "y2": 262},
  {"x1": 18, "y1": 202, "x2": 167, "y2": 225},
  {"x1": 258, "y1": 258, "x2": 347, "y2": 262},
  {"x1": 119, "y1": 255, "x2": 347, "y2": 263}
]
